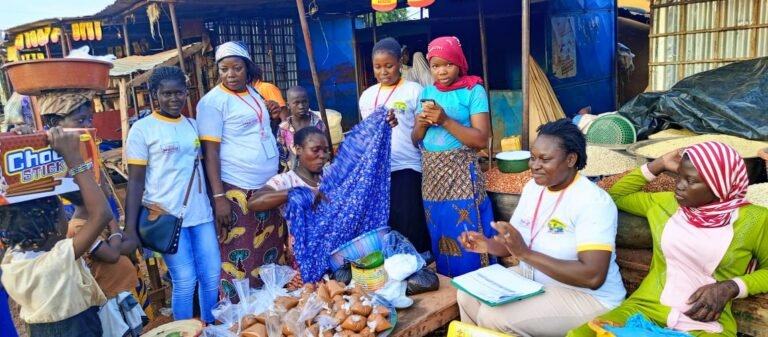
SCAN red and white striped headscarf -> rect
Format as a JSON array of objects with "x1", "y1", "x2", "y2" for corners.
[{"x1": 681, "y1": 141, "x2": 751, "y2": 228}]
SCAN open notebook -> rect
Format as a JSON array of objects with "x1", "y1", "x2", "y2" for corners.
[{"x1": 452, "y1": 264, "x2": 545, "y2": 307}]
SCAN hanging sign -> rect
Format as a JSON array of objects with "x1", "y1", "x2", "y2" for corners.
[
  {"x1": 372, "y1": 0, "x2": 397, "y2": 12},
  {"x1": 408, "y1": 0, "x2": 435, "y2": 8}
]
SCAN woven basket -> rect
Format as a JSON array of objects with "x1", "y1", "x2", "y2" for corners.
[{"x1": 586, "y1": 114, "x2": 637, "y2": 145}]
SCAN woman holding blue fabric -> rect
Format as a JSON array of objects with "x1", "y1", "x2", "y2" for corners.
[{"x1": 411, "y1": 36, "x2": 493, "y2": 277}]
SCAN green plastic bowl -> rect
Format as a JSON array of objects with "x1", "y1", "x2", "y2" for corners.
[{"x1": 496, "y1": 151, "x2": 531, "y2": 173}]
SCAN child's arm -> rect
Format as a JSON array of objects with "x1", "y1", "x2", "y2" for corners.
[
  {"x1": 89, "y1": 220, "x2": 124, "y2": 263},
  {"x1": 49, "y1": 128, "x2": 113, "y2": 260}
]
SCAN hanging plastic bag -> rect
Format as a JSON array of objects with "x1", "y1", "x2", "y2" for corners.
[
  {"x1": 382, "y1": 231, "x2": 426, "y2": 269},
  {"x1": 405, "y1": 268, "x2": 440, "y2": 295},
  {"x1": 209, "y1": 297, "x2": 240, "y2": 336}
]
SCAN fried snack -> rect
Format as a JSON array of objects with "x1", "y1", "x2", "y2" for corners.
[
  {"x1": 322, "y1": 330, "x2": 334, "y2": 337},
  {"x1": 348, "y1": 284, "x2": 366, "y2": 296},
  {"x1": 282, "y1": 323, "x2": 295, "y2": 336},
  {"x1": 240, "y1": 323, "x2": 267, "y2": 337},
  {"x1": 240, "y1": 314, "x2": 258, "y2": 330},
  {"x1": 368, "y1": 314, "x2": 392, "y2": 332},
  {"x1": 327, "y1": 280, "x2": 346, "y2": 297},
  {"x1": 303, "y1": 283, "x2": 316, "y2": 294},
  {"x1": 307, "y1": 324, "x2": 320, "y2": 337},
  {"x1": 333, "y1": 309, "x2": 349, "y2": 323},
  {"x1": 341, "y1": 315, "x2": 367, "y2": 332},
  {"x1": 372, "y1": 305, "x2": 391, "y2": 316},
  {"x1": 338, "y1": 330, "x2": 355, "y2": 337},
  {"x1": 275, "y1": 296, "x2": 300, "y2": 310},
  {"x1": 359, "y1": 327, "x2": 374, "y2": 337},
  {"x1": 254, "y1": 314, "x2": 267, "y2": 324},
  {"x1": 317, "y1": 283, "x2": 331, "y2": 302},
  {"x1": 350, "y1": 302, "x2": 372, "y2": 316},
  {"x1": 333, "y1": 294, "x2": 344, "y2": 304}
]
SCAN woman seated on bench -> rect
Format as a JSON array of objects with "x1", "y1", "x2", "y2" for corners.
[
  {"x1": 458, "y1": 119, "x2": 626, "y2": 337},
  {"x1": 568, "y1": 142, "x2": 768, "y2": 337}
]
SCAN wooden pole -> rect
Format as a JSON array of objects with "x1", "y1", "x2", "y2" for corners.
[
  {"x1": 295, "y1": 0, "x2": 334, "y2": 157},
  {"x1": 168, "y1": 2, "x2": 194, "y2": 117},
  {"x1": 60, "y1": 25, "x2": 69, "y2": 56},
  {"x1": 119, "y1": 78, "x2": 129, "y2": 172},
  {"x1": 478, "y1": 0, "x2": 493, "y2": 156},
  {"x1": 372, "y1": 13, "x2": 378, "y2": 43},
  {"x1": 122, "y1": 20, "x2": 131, "y2": 57},
  {"x1": 194, "y1": 54, "x2": 206, "y2": 103},
  {"x1": 521, "y1": 0, "x2": 531, "y2": 150},
  {"x1": 351, "y1": 16, "x2": 362, "y2": 122}
]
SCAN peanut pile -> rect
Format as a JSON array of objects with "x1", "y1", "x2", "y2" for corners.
[
  {"x1": 597, "y1": 170, "x2": 677, "y2": 192},
  {"x1": 486, "y1": 168, "x2": 532, "y2": 194}
]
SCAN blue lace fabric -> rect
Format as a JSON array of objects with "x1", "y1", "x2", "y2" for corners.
[{"x1": 286, "y1": 107, "x2": 392, "y2": 283}]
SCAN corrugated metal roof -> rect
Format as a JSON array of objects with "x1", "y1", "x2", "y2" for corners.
[{"x1": 110, "y1": 42, "x2": 200, "y2": 76}]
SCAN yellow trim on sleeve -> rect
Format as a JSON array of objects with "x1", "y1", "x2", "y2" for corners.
[
  {"x1": 199, "y1": 136, "x2": 222, "y2": 143},
  {"x1": 127, "y1": 159, "x2": 148, "y2": 166},
  {"x1": 576, "y1": 244, "x2": 614, "y2": 252}
]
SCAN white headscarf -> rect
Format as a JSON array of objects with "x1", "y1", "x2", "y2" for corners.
[{"x1": 215, "y1": 41, "x2": 252, "y2": 64}]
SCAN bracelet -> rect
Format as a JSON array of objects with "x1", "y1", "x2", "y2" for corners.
[
  {"x1": 213, "y1": 193, "x2": 226, "y2": 198},
  {"x1": 68, "y1": 161, "x2": 94, "y2": 177},
  {"x1": 107, "y1": 232, "x2": 123, "y2": 241}
]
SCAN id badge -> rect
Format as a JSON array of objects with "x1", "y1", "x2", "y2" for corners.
[
  {"x1": 520, "y1": 262, "x2": 535, "y2": 280},
  {"x1": 263, "y1": 140, "x2": 278, "y2": 159}
]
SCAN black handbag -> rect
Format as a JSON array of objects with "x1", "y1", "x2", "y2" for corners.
[{"x1": 138, "y1": 127, "x2": 201, "y2": 254}]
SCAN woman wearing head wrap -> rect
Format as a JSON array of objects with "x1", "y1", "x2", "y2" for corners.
[
  {"x1": 569, "y1": 142, "x2": 768, "y2": 337},
  {"x1": 410, "y1": 36, "x2": 493, "y2": 277},
  {"x1": 196, "y1": 41, "x2": 289, "y2": 297},
  {"x1": 359, "y1": 37, "x2": 431, "y2": 253}
]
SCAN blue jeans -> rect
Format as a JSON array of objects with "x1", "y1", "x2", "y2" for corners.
[{"x1": 162, "y1": 221, "x2": 221, "y2": 323}]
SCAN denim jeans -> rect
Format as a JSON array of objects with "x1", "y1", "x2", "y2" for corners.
[{"x1": 162, "y1": 221, "x2": 221, "y2": 323}]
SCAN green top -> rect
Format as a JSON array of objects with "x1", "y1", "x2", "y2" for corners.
[{"x1": 568, "y1": 168, "x2": 768, "y2": 337}]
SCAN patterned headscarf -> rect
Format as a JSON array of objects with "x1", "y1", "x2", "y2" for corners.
[
  {"x1": 38, "y1": 89, "x2": 96, "y2": 116},
  {"x1": 215, "y1": 41, "x2": 252, "y2": 64},
  {"x1": 426, "y1": 36, "x2": 483, "y2": 91},
  {"x1": 681, "y1": 141, "x2": 751, "y2": 228}
]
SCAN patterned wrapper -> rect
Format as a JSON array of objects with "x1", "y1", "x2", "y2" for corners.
[{"x1": 0, "y1": 128, "x2": 100, "y2": 205}]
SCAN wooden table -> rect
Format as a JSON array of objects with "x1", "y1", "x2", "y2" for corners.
[{"x1": 391, "y1": 275, "x2": 459, "y2": 337}]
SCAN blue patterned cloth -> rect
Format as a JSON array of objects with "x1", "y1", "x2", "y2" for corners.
[{"x1": 286, "y1": 107, "x2": 392, "y2": 283}]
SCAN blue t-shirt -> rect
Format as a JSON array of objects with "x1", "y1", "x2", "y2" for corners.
[{"x1": 416, "y1": 85, "x2": 489, "y2": 152}]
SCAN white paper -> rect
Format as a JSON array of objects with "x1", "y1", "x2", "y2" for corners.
[{"x1": 453, "y1": 264, "x2": 543, "y2": 303}]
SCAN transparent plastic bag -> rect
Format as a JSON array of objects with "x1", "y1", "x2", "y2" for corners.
[
  {"x1": 203, "y1": 324, "x2": 238, "y2": 337},
  {"x1": 382, "y1": 231, "x2": 426, "y2": 269},
  {"x1": 210, "y1": 297, "x2": 240, "y2": 335},
  {"x1": 260, "y1": 264, "x2": 298, "y2": 306}
]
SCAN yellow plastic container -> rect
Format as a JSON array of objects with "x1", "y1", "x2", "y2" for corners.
[
  {"x1": 447, "y1": 321, "x2": 514, "y2": 337},
  {"x1": 500, "y1": 136, "x2": 522, "y2": 152}
]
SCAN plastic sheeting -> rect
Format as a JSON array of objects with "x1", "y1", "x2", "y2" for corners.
[{"x1": 619, "y1": 57, "x2": 768, "y2": 140}]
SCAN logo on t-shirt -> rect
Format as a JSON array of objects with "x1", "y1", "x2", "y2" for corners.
[
  {"x1": 392, "y1": 101, "x2": 408, "y2": 114},
  {"x1": 547, "y1": 218, "x2": 566, "y2": 234},
  {"x1": 161, "y1": 142, "x2": 180, "y2": 155},
  {"x1": 243, "y1": 117, "x2": 260, "y2": 127}
]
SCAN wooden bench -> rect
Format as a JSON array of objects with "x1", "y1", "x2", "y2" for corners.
[{"x1": 391, "y1": 275, "x2": 459, "y2": 337}]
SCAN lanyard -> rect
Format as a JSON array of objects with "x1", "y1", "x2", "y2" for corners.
[
  {"x1": 235, "y1": 89, "x2": 266, "y2": 137},
  {"x1": 374, "y1": 81, "x2": 399, "y2": 108},
  {"x1": 528, "y1": 187, "x2": 567, "y2": 249}
]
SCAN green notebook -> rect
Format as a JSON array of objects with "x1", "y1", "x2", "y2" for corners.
[{"x1": 451, "y1": 264, "x2": 545, "y2": 307}]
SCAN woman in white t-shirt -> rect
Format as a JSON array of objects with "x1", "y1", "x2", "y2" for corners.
[
  {"x1": 125, "y1": 66, "x2": 220, "y2": 323},
  {"x1": 197, "y1": 41, "x2": 289, "y2": 296},
  {"x1": 458, "y1": 119, "x2": 626, "y2": 337},
  {"x1": 358, "y1": 37, "x2": 431, "y2": 253}
]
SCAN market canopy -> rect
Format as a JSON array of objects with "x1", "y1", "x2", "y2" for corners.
[{"x1": 110, "y1": 42, "x2": 202, "y2": 77}]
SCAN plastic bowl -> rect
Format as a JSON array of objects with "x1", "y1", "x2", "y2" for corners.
[
  {"x1": 329, "y1": 226, "x2": 390, "y2": 271},
  {"x1": 2, "y1": 59, "x2": 113, "y2": 95},
  {"x1": 496, "y1": 151, "x2": 531, "y2": 173}
]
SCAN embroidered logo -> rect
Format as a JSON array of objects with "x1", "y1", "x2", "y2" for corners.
[{"x1": 547, "y1": 218, "x2": 566, "y2": 234}]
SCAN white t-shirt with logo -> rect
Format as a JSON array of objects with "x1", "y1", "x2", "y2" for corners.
[
  {"x1": 197, "y1": 84, "x2": 279, "y2": 189},
  {"x1": 126, "y1": 112, "x2": 213, "y2": 227},
  {"x1": 510, "y1": 175, "x2": 626, "y2": 309},
  {"x1": 359, "y1": 79, "x2": 423, "y2": 173}
]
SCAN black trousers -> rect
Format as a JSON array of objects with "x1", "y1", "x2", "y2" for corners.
[{"x1": 389, "y1": 169, "x2": 432, "y2": 253}]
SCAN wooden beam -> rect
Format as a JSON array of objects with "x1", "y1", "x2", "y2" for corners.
[
  {"x1": 168, "y1": 2, "x2": 194, "y2": 117},
  {"x1": 478, "y1": 0, "x2": 493, "y2": 157},
  {"x1": 126, "y1": 42, "x2": 204, "y2": 88},
  {"x1": 119, "y1": 78, "x2": 130, "y2": 172},
  {"x1": 521, "y1": 0, "x2": 530, "y2": 150},
  {"x1": 295, "y1": 0, "x2": 334, "y2": 158},
  {"x1": 122, "y1": 20, "x2": 131, "y2": 57}
]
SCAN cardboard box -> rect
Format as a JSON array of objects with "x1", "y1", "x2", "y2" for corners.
[{"x1": 0, "y1": 129, "x2": 100, "y2": 205}]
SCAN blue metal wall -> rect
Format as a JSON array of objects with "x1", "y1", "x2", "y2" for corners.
[{"x1": 294, "y1": 15, "x2": 360, "y2": 130}]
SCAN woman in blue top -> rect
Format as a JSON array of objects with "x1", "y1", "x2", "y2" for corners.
[{"x1": 411, "y1": 36, "x2": 493, "y2": 277}]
